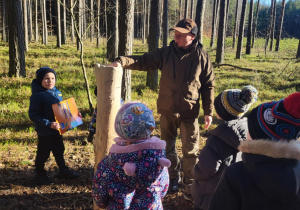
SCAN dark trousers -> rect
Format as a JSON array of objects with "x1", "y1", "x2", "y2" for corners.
[
  {"x1": 160, "y1": 114, "x2": 200, "y2": 194},
  {"x1": 35, "y1": 134, "x2": 66, "y2": 174}
]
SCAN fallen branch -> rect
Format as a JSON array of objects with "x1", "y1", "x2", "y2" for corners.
[
  {"x1": 288, "y1": 67, "x2": 299, "y2": 79},
  {"x1": 71, "y1": 198, "x2": 78, "y2": 207},
  {"x1": 213, "y1": 63, "x2": 268, "y2": 73},
  {"x1": 37, "y1": 193, "x2": 51, "y2": 201},
  {"x1": 278, "y1": 61, "x2": 291, "y2": 76}
]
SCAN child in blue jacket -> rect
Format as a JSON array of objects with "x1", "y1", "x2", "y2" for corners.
[
  {"x1": 29, "y1": 67, "x2": 79, "y2": 185},
  {"x1": 92, "y1": 102, "x2": 171, "y2": 209}
]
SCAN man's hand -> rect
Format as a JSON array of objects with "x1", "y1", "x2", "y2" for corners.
[
  {"x1": 204, "y1": 115, "x2": 212, "y2": 130},
  {"x1": 51, "y1": 122, "x2": 60, "y2": 130},
  {"x1": 108, "y1": 61, "x2": 121, "y2": 67}
]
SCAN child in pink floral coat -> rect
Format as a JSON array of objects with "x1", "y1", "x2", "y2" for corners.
[{"x1": 92, "y1": 102, "x2": 170, "y2": 209}]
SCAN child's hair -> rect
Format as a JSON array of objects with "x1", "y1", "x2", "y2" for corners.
[
  {"x1": 214, "y1": 85, "x2": 258, "y2": 121},
  {"x1": 247, "y1": 92, "x2": 300, "y2": 141},
  {"x1": 114, "y1": 102, "x2": 155, "y2": 140}
]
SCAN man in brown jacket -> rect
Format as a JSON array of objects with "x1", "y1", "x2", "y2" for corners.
[{"x1": 110, "y1": 18, "x2": 215, "y2": 201}]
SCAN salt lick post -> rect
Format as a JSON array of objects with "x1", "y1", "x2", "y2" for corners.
[{"x1": 93, "y1": 64, "x2": 123, "y2": 210}]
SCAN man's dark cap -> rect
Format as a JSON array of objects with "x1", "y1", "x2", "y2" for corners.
[{"x1": 170, "y1": 18, "x2": 198, "y2": 35}]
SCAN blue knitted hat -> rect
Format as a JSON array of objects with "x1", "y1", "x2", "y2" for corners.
[
  {"x1": 115, "y1": 102, "x2": 156, "y2": 140},
  {"x1": 248, "y1": 92, "x2": 300, "y2": 141}
]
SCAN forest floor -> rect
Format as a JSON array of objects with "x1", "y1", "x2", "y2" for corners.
[{"x1": 0, "y1": 130, "x2": 196, "y2": 210}]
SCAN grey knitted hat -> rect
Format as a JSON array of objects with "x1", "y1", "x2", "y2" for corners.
[{"x1": 214, "y1": 86, "x2": 258, "y2": 121}]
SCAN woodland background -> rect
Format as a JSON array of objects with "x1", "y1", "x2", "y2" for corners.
[{"x1": 0, "y1": 0, "x2": 300, "y2": 209}]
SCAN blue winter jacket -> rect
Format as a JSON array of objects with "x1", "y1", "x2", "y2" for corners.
[{"x1": 29, "y1": 79, "x2": 63, "y2": 136}]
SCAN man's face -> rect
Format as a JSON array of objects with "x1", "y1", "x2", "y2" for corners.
[
  {"x1": 174, "y1": 31, "x2": 195, "y2": 49},
  {"x1": 41, "y1": 72, "x2": 56, "y2": 90}
]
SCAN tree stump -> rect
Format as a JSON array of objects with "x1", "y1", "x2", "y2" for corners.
[{"x1": 94, "y1": 64, "x2": 123, "y2": 172}]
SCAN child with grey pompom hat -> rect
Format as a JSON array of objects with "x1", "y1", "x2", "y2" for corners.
[{"x1": 191, "y1": 85, "x2": 258, "y2": 210}]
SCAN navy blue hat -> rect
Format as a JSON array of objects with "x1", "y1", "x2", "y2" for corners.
[
  {"x1": 248, "y1": 92, "x2": 300, "y2": 141},
  {"x1": 36, "y1": 67, "x2": 57, "y2": 85}
]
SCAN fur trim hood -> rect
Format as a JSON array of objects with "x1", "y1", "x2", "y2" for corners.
[
  {"x1": 239, "y1": 139, "x2": 300, "y2": 160},
  {"x1": 238, "y1": 139, "x2": 300, "y2": 202}
]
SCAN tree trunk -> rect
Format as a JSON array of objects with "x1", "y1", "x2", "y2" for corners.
[
  {"x1": 77, "y1": 0, "x2": 83, "y2": 51},
  {"x1": 269, "y1": 0, "x2": 276, "y2": 51},
  {"x1": 43, "y1": 0, "x2": 47, "y2": 45},
  {"x1": 215, "y1": 0, "x2": 227, "y2": 63},
  {"x1": 2, "y1": 0, "x2": 7, "y2": 42},
  {"x1": 195, "y1": 0, "x2": 206, "y2": 44},
  {"x1": 29, "y1": 0, "x2": 33, "y2": 42},
  {"x1": 70, "y1": 0, "x2": 75, "y2": 42},
  {"x1": 90, "y1": 0, "x2": 94, "y2": 42},
  {"x1": 106, "y1": 0, "x2": 118, "y2": 62},
  {"x1": 93, "y1": 64, "x2": 122, "y2": 210},
  {"x1": 297, "y1": 39, "x2": 300, "y2": 59},
  {"x1": 35, "y1": 0, "x2": 38, "y2": 42},
  {"x1": 236, "y1": 0, "x2": 247, "y2": 59},
  {"x1": 146, "y1": 0, "x2": 161, "y2": 90},
  {"x1": 179, "y1": 0, "x2": 182, "y2": 20},
  {"x1": 93, "y1": 64, "x2": 122, "y2": 174},
  {"x1": 96, "y1": 0, "x2": 100, "y2": 47},
  {"x1": 57, "y1": 0, "x2": 61, "y2": 48},
  {"x1": 83, "y1": 0, "x2": 86, "y2": 40},
  {"x1": 147, "y1": 0, "x2": 150, "y2": 37},
  {"x1": 68, "y1": 0, "x2": 94, "y2": 112},
  {"x1": 7, "y1": 0, "x2": 26, "y2": 77},
  {"x1": 62, "y1": 0, "x2": 66, "y2": 45},
  {"x1": 275, "y1": 0, "x2": 286, "y2": 51},
  {"x1": 40, "y1": 0, "x2": 45, "y2": 44},
  {"x1": 265, "y1": 0, "x2": 274, "y2": 54},
  {"x1": 184, "y1": 0, "x2": 189, "y2": 19},
  {"x1": 23, "y1": 0, "x2": 29, "y2": 51},
  {"x1": 104, "y1": 0, "x2": 107, "y2": 42},
  {"x1": 119, "y1": 0, "x2": 134, "y2": 102},
  {"x1": 232, "y1": 0, "x2": 239, "y2": 48},
  {"x1": 190, "y1": 0, "x2": 194, "y2": 19},
  {"x1": 224, "y1": 0, "x2": 230, "y2": 35},
  {"x1": 40, "y1": 0, "x2": 47, "y2": 45},
  {"x1": 50, "y1": 0, "x2": 53, "y2": 36},
  {"x1": 210, "y1": 0, "x2": 219, "y2": 48},
  {"x1": 251, "y1": 0, "x2": 260, "y2": 48},
  {"x1": 142, "y1": 0, "x2": 146, "y2": 44},
  {"x1": 246, "y1": 0, "x2": 254, "y2": 54},
  {"x1": 163, "y1": 0, "x2": 168, "y2": 47}
]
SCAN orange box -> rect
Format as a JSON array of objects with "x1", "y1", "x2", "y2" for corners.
[{"x1": 52, "y1": 97, "x2": 82, "y2": 135}]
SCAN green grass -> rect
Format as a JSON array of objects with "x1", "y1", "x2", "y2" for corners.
[{"x1": 0, "y1": 36, "x2": 299, "y2": 145}]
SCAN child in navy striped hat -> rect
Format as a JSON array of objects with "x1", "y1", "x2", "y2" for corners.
[
  {"x1": 191, "y1": 85, "x2": 258, "y2": 209},
  {"x1": 209, "y1": 92, "x2": 300, "y2": 210}
]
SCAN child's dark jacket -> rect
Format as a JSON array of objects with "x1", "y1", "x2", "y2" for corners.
[
  {"x1": 209, "y1": 139, "x2": 300, "y2": 210},
  {"x1": 29, "y1": 79, "x2": 62, "y2": 136},
  {"x1": 191, "y1": 117, "x2": 248, "y2": 210}
]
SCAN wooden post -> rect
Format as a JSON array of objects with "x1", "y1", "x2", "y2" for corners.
[
  {"x1": 94, "y1": 64, "x2": 123, "y2": 171},
  {"x1": 93, "y1": 64, "x2": 123, "y2": 209}
]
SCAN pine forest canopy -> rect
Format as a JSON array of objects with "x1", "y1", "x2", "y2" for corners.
[{"x1": 0, "y1": 0, "x2": 299, "y2": 41}]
